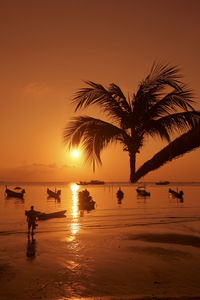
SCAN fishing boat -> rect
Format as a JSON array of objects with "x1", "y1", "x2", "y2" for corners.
[
  {"x1": 47, "y1": 188, "x2": 61, "y2": 199},
  {"x1": 37, "y1": 210, "x2": 66, "y2": 220},
  {"x1": 136, "y1": 185, "x2": 150, "y2": 197},
  {"x1": 77, "y1": 180, "x2": 104, "y2": 185},
  {"x1": 5, "y1": 186, "x2": 25, "y2": 199},
  {"x1": 78, "y1": 189, "x2": 96, "y2": 211},
  {"x1": 156, "y1": 181, "x2": 170, "y2": 185},
  {"x1": 168, "y1": 188, "x2": 184, "y2": 199},
  {"x1": 25, "y1": 209, "x2": 67, "y2": 220}
]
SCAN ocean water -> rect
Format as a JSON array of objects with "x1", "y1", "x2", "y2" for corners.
[
  {"x1": 1, "y1": 182, "x2": 200, "y2": 299},
  {"x1": 1, "y1": 181, "x2": 200, "y2": 234}
]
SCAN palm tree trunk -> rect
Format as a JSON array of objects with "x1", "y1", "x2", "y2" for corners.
[
  {"x1": 129, "y1": 152, "x2": 136, "y2": 183},
  {"x1": 134, "y1": 126, "x2": 200, "y2": 182}
]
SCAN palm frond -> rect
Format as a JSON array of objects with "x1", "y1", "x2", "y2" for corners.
[
  {"x1": 140, "y1": 62, "x2": 183, "y2": 93},
  {"x1": 72, "y1": 81, "x2": 131, "y2": 128},
  {"x1": 141, "y1": 111, "x2": 200, "y2": 144},
  {"x1": 108, "y1": 83, "x2": 131, "y2": 113},
  {"x1": 133, "y1": 62, "x2": 184, "y2": 117},
  {"x1": 144, "y1": 122, "x2": 171, "y2": 142},
  {"x1": 63, "y1": 115, "x2": 127, "y2": 169},
  {"x1": 132, "y1": 63, "x2": 197, "y2": 136},
  {"x1": 147, "y1": 88, "x2": 195, "y2": 118},
  {"x1": 73, "y1": 81, "x2": 109, "y2": 111},
  {"x1": 153, "y1": 111, "x2": 200, "y2": 133}
]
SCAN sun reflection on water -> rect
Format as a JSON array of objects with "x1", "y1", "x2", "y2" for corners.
[{"x1": 70, "y1": 184, "x2": 80, "y2": 234}]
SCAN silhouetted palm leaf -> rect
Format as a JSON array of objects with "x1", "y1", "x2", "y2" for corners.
[
  {"x1": 143, "y1": 111, "x2": 200, "y2": 141},
  {"x1": 73, "y1": 81, "x2": 131, "y2": 128},
  {"x1": 63, "y1": 116, "x2": 127, "y2": 170},
  {"x1": 139, "y1": 62, "x2": 182, "y2": 93}
]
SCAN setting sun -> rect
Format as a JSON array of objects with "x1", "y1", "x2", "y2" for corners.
[{"x1": 72, "y1": 150, "x2": 79, "y2": 158}]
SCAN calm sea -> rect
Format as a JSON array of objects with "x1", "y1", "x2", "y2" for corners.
[{"x1": 1, "y1": 181, "x2": 200, "y2": 234}]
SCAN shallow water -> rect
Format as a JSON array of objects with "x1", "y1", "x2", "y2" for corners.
[
  {"x1": 1, "y1": 182, "x2": 200, "y2": 233},
  {"x1": 1, "y1": 182, "x2": 200, "y2": 299}
]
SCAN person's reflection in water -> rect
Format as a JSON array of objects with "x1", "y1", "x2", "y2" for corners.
[
  {"x1": 80, "y1": 210, "x2": 84, "y2": 217},
  {"x1": 26, "y1": 234, "x2": 36, "y2": 260}
]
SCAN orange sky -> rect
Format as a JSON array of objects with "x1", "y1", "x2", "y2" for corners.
[{"x1": 0, "y1": 0, "x2": 200, "y2": 182}]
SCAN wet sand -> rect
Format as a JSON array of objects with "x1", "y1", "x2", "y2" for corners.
[{"x1": 1, "y1": 223, "x2": 200, "y2": 300}]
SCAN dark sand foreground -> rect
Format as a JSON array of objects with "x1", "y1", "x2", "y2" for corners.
[{"x1": 1, "y1": 222, "x2": 200, "y2": 300}]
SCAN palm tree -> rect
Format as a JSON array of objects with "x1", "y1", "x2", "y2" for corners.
[{"x1": 63, "y1": 62, "x2": 200, "y2": 183}]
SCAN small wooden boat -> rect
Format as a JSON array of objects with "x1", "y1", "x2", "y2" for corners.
[
  {"x1": 25, "y1": 209, "x2": 66, "y2": 220},
  {"x1": 5, "y1": 186, "x2": 25, "y2": 199},
  {"x1": 78, "y1": 189, "x2": 96, "y2": 211},
  {"x1": 156, "y1": 181, "x2": 170, "y2": 185},
  {"x1": 136, "y1": 185, "x2": 150, "y2": 197},
  {"x1": 37, "y1": 210, "x2": 66, "y2": 220},
  {"x1": 47, "y1": 188, "x2": 61, "y2": 199},
  {"x1": 169, "y1": 188, "x2": 184, "y2": 199}
]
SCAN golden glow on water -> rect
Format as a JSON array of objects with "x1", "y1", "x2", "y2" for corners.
[
  {"x1": 62, "y1": 236, "x2": 75, "y2": 242},
  {"x1": 70, "y1": 184, "x2": 80, "y2": 234}
]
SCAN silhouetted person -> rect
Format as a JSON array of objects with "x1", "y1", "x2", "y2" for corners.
[
  {"x1": 26, "y1": 205, "x2": 38, "y2": 235},
  {"x1": 179, "y1": 190, "x2": 184, "y2": 198}
]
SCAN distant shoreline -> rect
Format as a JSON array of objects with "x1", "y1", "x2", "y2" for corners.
[{"x1": 1, "y1": 181, "x2": 200, "y2": 185}]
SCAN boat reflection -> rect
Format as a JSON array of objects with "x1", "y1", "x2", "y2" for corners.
[
  {"x1": 136, "y1": 194, "x2": 149, "y2": 208},
  {"x1": 137, "y1": 194, "x2": 148, "y2": 201},
  {"x1": 47, "y1": 195, "x2": 61, "y2": 203},
  {"x1": 169, "y1": 194, "x2": 184, "y2": 207},
  {"x1": 71, "y1": 184, "x2": 80, "y2": 235},
  {"x1": 116, "y1": 188, "x2": 124, "y2": 205}
]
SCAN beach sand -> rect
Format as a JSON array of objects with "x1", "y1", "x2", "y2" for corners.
[{"x1": 1, "y1": 222, "x2": 200, "y2": 300}]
